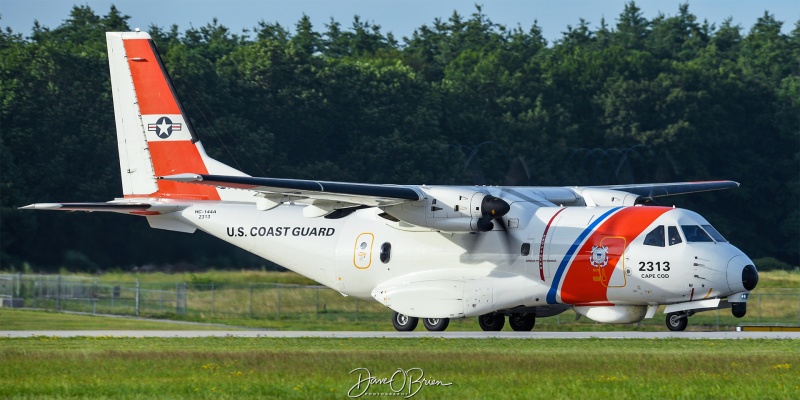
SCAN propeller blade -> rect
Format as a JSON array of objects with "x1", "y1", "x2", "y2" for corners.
[
  {"x1": 476, "y1": 216, "x2": 495, "y2": 232},
  {"x1": 497, "y1": 216, "x2": 515, "y2": 255},
  {"x1": 636, "y1": 187, "x2": 661, "y2": 206}
]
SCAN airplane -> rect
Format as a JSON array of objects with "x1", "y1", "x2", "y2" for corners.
[{"x1": 22, "y1": 31, "x2": 759, "y2": 332}]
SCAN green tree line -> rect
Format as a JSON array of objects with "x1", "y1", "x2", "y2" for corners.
[{"x1": 1, "y1": 3, "x2": 798, "y2": 272}]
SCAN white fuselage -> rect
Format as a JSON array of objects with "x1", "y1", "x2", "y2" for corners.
[{"x1": 157, "y1": 200, "x2": 752, "y2": 318}]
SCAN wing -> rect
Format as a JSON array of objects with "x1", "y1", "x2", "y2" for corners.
[
  {"x1": 162, "y1": 174, "x2": 739, "y2": 212},
  {"x1": 160, "y1": 173, "x2": 424, "y2": 208},
  {"x1": 590, "y1": 181, "x2": 739, "y2": 197}
]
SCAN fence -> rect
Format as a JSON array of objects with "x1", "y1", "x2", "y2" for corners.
[
  {"x1": 0, "y1": 274, "x2": 388, "y2": 323},
  {"x1": 1, "y1": 273, "x2": 799, "y2": 328}
]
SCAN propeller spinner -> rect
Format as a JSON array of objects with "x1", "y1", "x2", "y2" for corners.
[{"x1": 476, "y1": 196, "x2": 511, "y2": 232}]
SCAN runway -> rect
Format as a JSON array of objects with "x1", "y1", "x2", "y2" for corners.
[{"x1": 3, "y1": 330, "x2": 799, "y2": 339}]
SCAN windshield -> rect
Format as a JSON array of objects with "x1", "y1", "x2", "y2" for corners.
[
  {"x1": 681, "y1": 225, "x2": 713, "y2": 242},
  {"x1": 701, "y1": 224, "x2": 727, "y2": 242}
]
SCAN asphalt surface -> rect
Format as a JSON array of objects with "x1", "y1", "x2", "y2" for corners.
[{"x1": 3, "y1": 330, "x2": 799, "y2": 339}]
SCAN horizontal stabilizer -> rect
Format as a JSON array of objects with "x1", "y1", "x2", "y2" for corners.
[
  {"x1": 160, "y1": 173, "x2": 424, "y2": 207},
  {"x1": 592, "y1": 181, "x2": 739, "y2": 197},
  {"x1": 20, "y1": 202, "x2": 186, "y2": 215}
]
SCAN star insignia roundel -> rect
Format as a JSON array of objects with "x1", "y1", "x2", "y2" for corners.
[{"x1": 147, "y1": 116, "x2": 182, "y2": 139}]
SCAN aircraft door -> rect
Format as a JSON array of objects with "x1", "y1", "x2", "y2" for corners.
[
  {"x1": 353, "y1": 233, "x2": 375, "y2": 269},
  {"x1": 540, "y1": 209, "x2": 568, "y2": 281},
  {"x1": 333, "y1": 229, "x2": 378, "y2": 295}
]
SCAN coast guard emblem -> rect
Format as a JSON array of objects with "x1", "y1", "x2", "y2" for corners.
[{"x1": 590, "y1": 245, "x2": 609, "y2": 268}]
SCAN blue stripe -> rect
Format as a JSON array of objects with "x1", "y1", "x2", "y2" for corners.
[{"x1": 546, "y1": 207, "x2": 621, "y2": 304}]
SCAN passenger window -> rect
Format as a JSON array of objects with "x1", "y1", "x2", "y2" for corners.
[
  {"x1": 380, "y1": 242, "x2": 392, "y2": 263},
  {"x1": 521, "y1": 243, "x2": 531, "y2": 256},
  {"x1": 644, "y1": 226, "x2": 665, "y2": 247},
  {"x1": 681, "y1": 225, "x2": 713, "y2": 242},
  {"x1": 668, "y1": 226, "x2": 682, "y2": 246}
]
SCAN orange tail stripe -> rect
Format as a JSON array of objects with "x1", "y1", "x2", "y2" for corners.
[
  {"x1": 148, "y1": 141, "x2": 220, "y2": 200},
  {"x1": 123, "y1": 39, "x2": 180, "y2": 115}
]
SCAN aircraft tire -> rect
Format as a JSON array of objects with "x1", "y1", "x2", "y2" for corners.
[
  {"x1": 509, "y1": 313, "x2": 536, "y2": 331},
  {"x1": 392, "y1": 311, "x2": 419, "y2": 331},
  {"x1": 478, "y1": 312, "x2": 505, "y2": 331},
  {"x1": 666, "y1": 312, "x2": 688, "y2": 331},
  {"x1": 422, "y1": 318, "x2": 450, "y2": 331}
]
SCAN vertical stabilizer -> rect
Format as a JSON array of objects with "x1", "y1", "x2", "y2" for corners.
[{"x1": 106, "y1": 32, "x2": 247, "y2": 200}]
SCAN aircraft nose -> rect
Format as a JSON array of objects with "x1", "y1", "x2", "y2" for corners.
[
  {"x1": 741, "y1": 264, "x2": 758, "y2": 291},
  {"x1": 727, "y1": 255, "x2": 759, "y2": 292}
]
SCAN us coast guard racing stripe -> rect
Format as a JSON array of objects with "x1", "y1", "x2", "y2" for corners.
[
  {"x1": 546, "y1": 206, "x2": 673, "y2": 305},
  {"x1": 546, "y1": 207, "x2": 621, "y2": 304}
]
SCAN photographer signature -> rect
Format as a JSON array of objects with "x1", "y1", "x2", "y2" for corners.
[{"x1": 347, "y1": 367, "x2": 452, "y2": 398}]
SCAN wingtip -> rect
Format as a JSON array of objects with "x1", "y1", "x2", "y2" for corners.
[{"x1": 19, "y1": 203, "x2": 62, "y2": 210}]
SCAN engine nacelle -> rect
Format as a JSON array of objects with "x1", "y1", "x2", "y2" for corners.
[
  {"x1": 572, "y1": 188, "x2": 640, "y2": 207},
  {"x1": 573, "y1": 305, "x2": 648, "y2": 323},
  {"x1": 381, "y1": 187, "x2": 509, "y2": 232}
]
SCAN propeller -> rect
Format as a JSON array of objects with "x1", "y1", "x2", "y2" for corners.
[
  {"x1": 471, "y1": 195, "x2": 515, "y2": 257},
  {"x1": 476, "y1": 196, "x2": 511, "y2": 232},
  {"x1": 636, "y1": 187, "x2": 661, "y2": 206}
]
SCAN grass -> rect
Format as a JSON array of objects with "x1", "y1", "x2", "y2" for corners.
[
  {"x1": 70, "y1": 269, "x2": 319, "y2": 286},
  {"x1": 0, "y1": 309, "x2": 244, "y2": 331},
  {"x1": 0, "y1": 337, "x2": 797, "y2": 399},
  {"x1": 4, "y1": 270, "x2": 799, "y2": 331},
  {"x1": 753, "y1": 269, "x2": 800, "y2": 288}
]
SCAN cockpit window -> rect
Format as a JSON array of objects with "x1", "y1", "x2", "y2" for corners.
[
  {"x1": 701, "y1": 225, "x2": 727, "y2": 242},
  {"x1": 668, "y1": 226, "x2": 682, "y2": 246},
  {"x1": 681, "y1": 225, "x2": 713, "y2": 242},
  {"x1": 644, "y1": 226, "x2": 665, "y2": 247}
]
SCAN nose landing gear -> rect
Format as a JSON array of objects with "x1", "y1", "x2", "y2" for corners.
[
  {"x1": 666, "y1": 311, "x2": 689, "y2": 331},
  {"x1": 665, "y1": 297, "x2": 749, "y2": 331}
]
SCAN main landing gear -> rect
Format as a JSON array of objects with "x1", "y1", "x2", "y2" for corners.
[
  {"x1": 508, "y1": 313, "x2": 536, "y2": 331},
  {"x1": 392, "y1": 311, "x2": 450, "y2": 332},
  {"x1": 478, "y1": 312, "x2": 536, "y2": 332},
  {"x1": 392, "y1": 311, "x2": 418, "y2": 331},
  {"x1": 390, "y1": 311, "x2": 538, "y2": 332},
  {"x1": 478, "y1": 312, "x2": 505, "y2": 331},
  {"x1": 422, "y1": 317, "x2": 449, "y2": 331}
]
